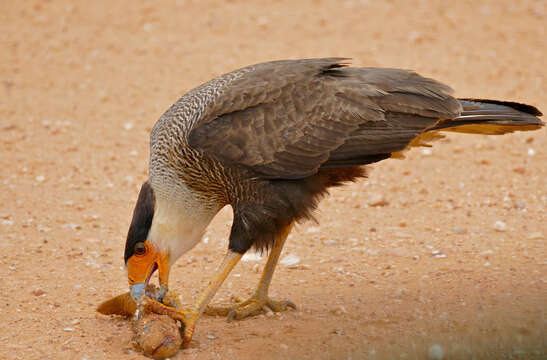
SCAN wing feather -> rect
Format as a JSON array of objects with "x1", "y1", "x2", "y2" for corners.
[{"x1": 188, "y1": 59, "x2": 460, "y2": 179}]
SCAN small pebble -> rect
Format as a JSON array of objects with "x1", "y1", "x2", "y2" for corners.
[
  {"x1": 306, "y1": 226, "x2": 320, "y2": 233},
  {"x1": 332, "y1": 305, "x2": 348, "y2": 315},
  {"x1": 451, "y1": 228, "x2": 467, "y2": 234},
  {"x1": 368, "y1": 195, "x2": 389, "y2": 207},
  {"x1": 68, "y1": 223, "x2": 82, "y2": 231},
  {"x1": 431, "y1": 250, "x2": 446, "y2": 258},
  {"x1": 513, "y1": 167, "x2": 526, "y2": 174},
  {"x1": 408, "y1": 31, "x2": 423, "y2": 44},
  {"x1": 242, "y1": 252, "x2": 262, "y2": 262},
  {"x1": 493, "y1": 220, "x2": 507, "y2": 231},
  {"x1": 527, "y1": 232, "x2": 543, "y2": 240},
  {"x1": 480, "y1": 250, "x2": 493, "y2": 257},
  {"x1": 394, "y1": 232, "x2": 411, "y2": 239},
  {"x1": 428, "y1": 344, "x2": 444, "y2": 360},
  {"x1": 206, "y1": 333, "x2": 217, "y2": 340},
  {"x1": 32, "y1": 289, "x2": 45, "y2": 296},
  {"x1": 63, "y1": 327, "x2": 75, "y2": 332},
  {"x1": 513, "y1": 202, "x2": 525, "y2": 210},
  {"x1": 280, "y1": 254, "x2": 300, "y2": 266}
]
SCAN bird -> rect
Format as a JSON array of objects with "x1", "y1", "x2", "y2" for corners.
[{"x1": 122, "y1": 58, "x2": 543, "y2": 347}]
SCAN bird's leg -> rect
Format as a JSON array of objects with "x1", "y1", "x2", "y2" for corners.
[
  {"x1": 205, "y1": 222, "x2": 296, "y2": 321},
  {"x1": 141, "y1": 250, "x2": 242, "y2": 348}
]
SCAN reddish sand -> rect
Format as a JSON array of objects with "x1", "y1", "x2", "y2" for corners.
[{"x1": 1, "y1": 1, "x2": 545, "y2": 359}]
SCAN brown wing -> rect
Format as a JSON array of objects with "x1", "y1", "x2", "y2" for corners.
[{"x1": 188, "y1": 58, "x2": 461, "y2": 179}]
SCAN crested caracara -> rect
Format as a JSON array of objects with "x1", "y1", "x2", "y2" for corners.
[{"x1": 123, "y1": 58, "x2": 543, "y2": 347}]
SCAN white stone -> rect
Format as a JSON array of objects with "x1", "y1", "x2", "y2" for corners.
[
  {"x1": 280, "y1": 254, "x2": 300, "y2": 266},
  {"x1": 428, "y1": 344, "x2": 444, "y2": 360},
  {"x1": 306, "y1": 226, "x2": 320, "y2": 233},
  {"x1": 528, "y1": 232, "x2": 543, "y2": 240},
  {"x1": 493, "y1": 220, "x2": 507, "y2": 231},
  {"x1": 242, "y1": 252, "x2": 262, "y2": 262}
]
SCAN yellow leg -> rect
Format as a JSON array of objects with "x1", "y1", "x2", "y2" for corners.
[
  {"x1": 141, "y1": 250, "x2": 242, "y2": 348},
  {"x1": 205, "y1": 222, "x2": 296, "y2": 321}
]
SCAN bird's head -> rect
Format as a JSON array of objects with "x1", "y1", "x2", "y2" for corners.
[
  {"x1": 124, "y1": 180, "x2": 219, "y2": 303},
  {"x1": 124, "y1": 181, "x2": 169, "y2": 302}
]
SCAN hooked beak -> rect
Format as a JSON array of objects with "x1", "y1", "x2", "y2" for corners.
[
  {"x1": 130, "y1": 283, "x2": 147, "y2": 303},
  {"x1": 129, "y1": 262, "x2": 158, "y2": 302},
  {"x1": 127, "y1": 246, "x2": 170, "y2": 303}
]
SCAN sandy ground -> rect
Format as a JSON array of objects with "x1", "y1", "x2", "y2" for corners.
[{"x1": 1, "y1": 1, "x2": 546, "y2": 359}]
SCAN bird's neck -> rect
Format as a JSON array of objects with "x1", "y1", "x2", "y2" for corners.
[{"x1": 147, "y1": 192, "x2": 220, "y2": 264}]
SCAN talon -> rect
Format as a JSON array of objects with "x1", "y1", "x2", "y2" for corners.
[
  {"x1": 214, "y1": 294, "x2": 296, "y2": 321},
  {"x1": 157, "y1": 284, "x2": 168, "y2": 303},
  {"x1": 270, "y1": 299, "x2": 296, "y2": 312},
  {"x1": 286, "y1": 300, "x2": 296, "y2": 309},
  {"x1": 162, "y1": 290, "x2": 183, "y2": 310},
  {"x1": 140, "y1": 296, "x2": 200, "y2": 348},
  {"x1": 227, "y1": 310, "x2": 237, "y2": 323}
]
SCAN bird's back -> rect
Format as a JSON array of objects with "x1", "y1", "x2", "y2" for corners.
[{"x1": 149, "y1": 58, "x2": 542, "y2": 202}]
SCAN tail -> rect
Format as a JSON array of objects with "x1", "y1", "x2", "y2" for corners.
[{"x1": 432, "y1": 99, "x2": 543, "y2": 134}]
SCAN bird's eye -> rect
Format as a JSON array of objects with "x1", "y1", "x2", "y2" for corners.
[{"x1": 134, "y1": 242, "x2": 147, "y2": 256}]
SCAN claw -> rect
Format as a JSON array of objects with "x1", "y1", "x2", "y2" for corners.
[
  {"x1": 140, "y1": 296, "x2": 200, "y2": 349},
  {"x1": 141, "y1": 297, "x2": 187, "y2": 322},
  {"x1": 271, "y1": 299, "x2": 296, "y2": 312},
  {"x1": 209, "y1": 294, "x2": 296, "y2": 322}
]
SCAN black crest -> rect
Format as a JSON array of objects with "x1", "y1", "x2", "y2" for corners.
[{"x1": 124, "y1": 181, "x2": 155, "y2": 263}]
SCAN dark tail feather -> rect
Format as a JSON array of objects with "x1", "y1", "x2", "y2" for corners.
[{"x1": 432, "y1": 99, "x2": 543, "y2": 135}]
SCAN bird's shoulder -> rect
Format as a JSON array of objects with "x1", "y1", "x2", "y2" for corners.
[{"x1": 150, "y1": 58, "x2": 346, "y2": 145}]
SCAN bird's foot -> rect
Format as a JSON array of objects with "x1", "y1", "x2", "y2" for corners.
[
  {"x1": 140, "y1": 296, "x2": 197, "y2": 348},
  {"x1": 204, "y1": 293, "x2": 296, "y2": 321},
  {"x1": 160, "y1": 290, "x2": 183, "y2": 310}
]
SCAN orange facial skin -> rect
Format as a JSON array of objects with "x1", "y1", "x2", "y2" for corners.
[{"x1": 127, "y1": 241, "x2": 170, "y2": 290}]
